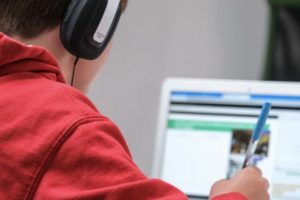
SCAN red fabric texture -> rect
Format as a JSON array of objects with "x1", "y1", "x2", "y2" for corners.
[
  {"x1": 212, "y1": 193, "x2": 247, "y2": 200},
  {"x1": 0, "y1": 33, "x2": 246, "y2": 200}
]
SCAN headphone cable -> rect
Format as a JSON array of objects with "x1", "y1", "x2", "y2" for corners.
[{"x1": 71, "y1": 56, "x2": 79, "y2": 86}]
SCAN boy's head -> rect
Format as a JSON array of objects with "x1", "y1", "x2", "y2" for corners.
[
  {"x1": 0, "y1": 0, "x2": 128, "y2": 93},
  {"x1": 0, "y1": 0, "x2": 128, "y2": 39}
]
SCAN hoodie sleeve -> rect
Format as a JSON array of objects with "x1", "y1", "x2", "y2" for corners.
[{"x1": 34, "y1": 118, "x2": 188, "y2": 200}]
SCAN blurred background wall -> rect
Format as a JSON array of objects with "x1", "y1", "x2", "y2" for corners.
[{"x1": 88, "y1": 0, "x2": 268, "y2": 176}]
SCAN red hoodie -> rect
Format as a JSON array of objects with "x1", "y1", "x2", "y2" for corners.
[{"x1": 0, "y1": 33, "x2": 247, "y2": 200}]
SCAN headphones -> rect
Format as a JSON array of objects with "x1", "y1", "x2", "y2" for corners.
[{"x1": 60, "y1": 0, "x2": 121, "y2": 60}]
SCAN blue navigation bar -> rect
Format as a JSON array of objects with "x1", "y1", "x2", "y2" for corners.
[{"x1": 171, "y1": 91, "x2": 300, "y2": 102}]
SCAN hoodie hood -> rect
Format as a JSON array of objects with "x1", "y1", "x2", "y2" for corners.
[{"x1": 0, "y1": 33, "x2": 65, "y2": 83}]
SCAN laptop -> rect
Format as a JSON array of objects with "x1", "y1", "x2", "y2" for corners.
[{"x1": 152, "y1": 78, "x2": 300, "y2": 200}]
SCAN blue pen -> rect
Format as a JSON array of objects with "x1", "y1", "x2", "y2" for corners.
[{"x1": 242, "y1": 102, "x2": 272, "y2": 168}]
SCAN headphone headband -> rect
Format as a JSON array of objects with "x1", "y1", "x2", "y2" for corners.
[{"x1": 94, "y1": 0, "x2": 120, "y2": 44}]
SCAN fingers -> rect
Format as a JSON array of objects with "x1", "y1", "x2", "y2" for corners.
[
  {"x1": 242, "y1": 166, "x2": 262, "y2": 176},
  {"x1": 210, "y1": 167, "x2": 270, "y2": 200},
  {"x1": 241, "y1": 167, "x2": 269, "y2": 190},
  {"x1": 262, "y1": 177, "x2": 270, "y2": 189}
]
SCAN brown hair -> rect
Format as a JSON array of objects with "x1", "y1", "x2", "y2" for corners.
[{"x1": 0, "y1": 0, "x2": 128, "y2": 39}]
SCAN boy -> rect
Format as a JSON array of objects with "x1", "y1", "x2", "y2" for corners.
[{"x1": 0, "y1": 0, "x2": 269, "y2": 199}]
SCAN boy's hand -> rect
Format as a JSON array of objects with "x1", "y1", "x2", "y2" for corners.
[{"x1": 209, "y1": 167, "x2": 270, "y2": 200}]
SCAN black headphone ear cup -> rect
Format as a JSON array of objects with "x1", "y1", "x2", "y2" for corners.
[{"x1": 60, "y1": 0, "x2": 121, "y2": 60}]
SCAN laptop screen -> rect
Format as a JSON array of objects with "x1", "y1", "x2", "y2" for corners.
[{"x1": 158, "y1": 89, "x2": 300, "y2": 199}]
